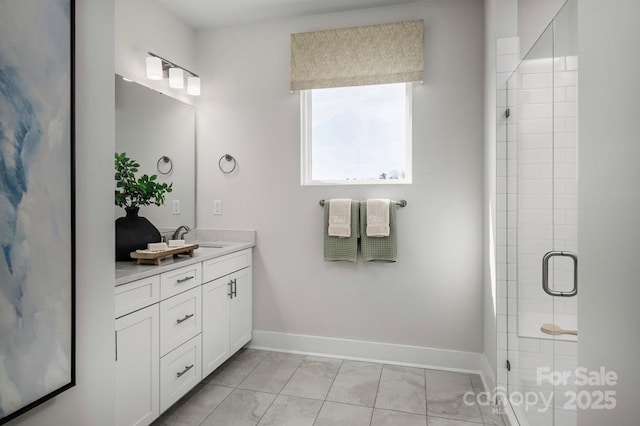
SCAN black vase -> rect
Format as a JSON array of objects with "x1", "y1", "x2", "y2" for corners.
[{"x1": 115, "y1": 207, "x2": 161, "y2": 261}]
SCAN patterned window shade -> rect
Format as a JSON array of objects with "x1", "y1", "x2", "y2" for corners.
[{"x1": 290, "y1": 20, "x2": 424, "y2": 91}]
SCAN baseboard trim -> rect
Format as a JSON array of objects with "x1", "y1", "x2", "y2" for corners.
[{"x1": 249, "y1": 330, "x2": 490, "y2": 376}]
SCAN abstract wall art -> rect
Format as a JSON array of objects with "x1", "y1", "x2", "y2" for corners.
[{"x1": 0, "y1": 0, "x2": 75, "y2": 423}]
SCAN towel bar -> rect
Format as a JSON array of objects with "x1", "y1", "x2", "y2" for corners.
[{"x1": 319, "y1": 199, "x2": 407, "y2": 207}]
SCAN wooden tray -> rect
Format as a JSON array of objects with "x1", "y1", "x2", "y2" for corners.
[{"x1": 130, "y1": 244, "x2": 200, "y2": 265}]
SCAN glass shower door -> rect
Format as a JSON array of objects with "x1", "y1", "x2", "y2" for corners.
[{"x1": 502, "y1": 1, "x2": 578, "y2": 424}]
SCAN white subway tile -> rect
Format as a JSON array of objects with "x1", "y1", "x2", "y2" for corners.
[
  {"x1": 497, "y1": 141, "x2": 507, "y2": 159},
  {"x1": 497, "y1": 53, "x2": 519, "y2": 73},
  {"x1": 518, "y1": 148, "x2": 552, "y2": 164},
  {"x1": 566, "y1": 55, "x2": 579, "y2": 70},
  {"x1": 521, "y1": 103, "x2": 553, "y2": 120},
  {"x1": 554, "y1": 86, "x2": 566, "y2": 102},
  {"x1": 554, "y1": 194, "x2": 578, "y2": 210},
  {"x1": 554, "y1": 163, "x2": 577, "y2": 179},
  {"x1": 520, "y1": 224, "x2": 553, "y2": 240},
  {"x1": 508, "y1": 263, "x2": 517, "y2": 280},
  {"x1": 497, "y1": 124, "x2": 507, "y2": 142},
  {"x1": 518, "y1": 179, "x2": 552, "y2": 194},
  {"x1": 507, "y1": 159, "x2": 517, "y2": 177},
  {"x1": 521, "y1": 73, "x2": 553, "y2": 89},
  {"x1": 554, "y1": 101, "x2": 577, "y2": 118},
  {"x1": 498, "y1": 332, "x2": 508, "y2": 349},
  {"x1": 520, "y1": 164, "x2": 553, "y2": 180},
  {"x1": 497, "y1": 71, "x2": 512, "y2": 88},
  {"x1": 556, "y1": 70, "x2": 578, "y2": 86},
  {"x1": 518, "y1": 87, "x2": 553, "y2": 104},
  {"x1": 497, "y1": 89, "x2": 507, "y2": 107},
  {"x1": 497, "y1": 176, "x2": 507, "y2": 194},
  {"x1": 497, "y1": 37, "x2": 520, "y2": 55},
  {"x1": 519, "y1": 118, "x2": 553, "y2": 134},
  {"x1": 554, "y1": 132, "x2": 577, "y2": 148},
  {"x1": 520, "y1": 133, "x2": 552, "y2": 150},
  {"x1": 519, "y1": 58, "x2": 554, "y2": 75}
]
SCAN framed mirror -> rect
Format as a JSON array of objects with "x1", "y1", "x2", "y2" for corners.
[{"x1": 115, "y1": 75, "x2": 195, "y2": 230}]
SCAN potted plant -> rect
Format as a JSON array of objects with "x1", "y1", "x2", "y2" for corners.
[{"x1": 114, "y1": 152, "x2": 173, "y2": 261}]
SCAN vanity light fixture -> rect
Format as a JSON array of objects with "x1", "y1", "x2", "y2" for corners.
[
  {"x1": 187, "y1": 76, "x2": 201, "y2": 96},
  {"x1": 169, "y1": 67, "x2": 184, "y2": 88},
  {"x1": 145, "y1": 51, "x2": 200, "y2": 96},
  {"x1": 145, "y1": 56, "x2": 163, "y2": 80}
]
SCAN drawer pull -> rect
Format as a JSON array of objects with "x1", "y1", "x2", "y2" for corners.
[
  {"x1": 176, "y1": 364, "x2": 194, "y2": 378},
  {"x1": 176, "y1": 276, "x2": 195, "y2": 284},
  {"x1": 176, "y1": 313, "x2": 194, "y2": 324},
  {"x1": 228, "y1": 281, "x2": 233, "y2": 299},
  {"x1": 231, "y1": 279, "x2": 237, "y2": 298}
]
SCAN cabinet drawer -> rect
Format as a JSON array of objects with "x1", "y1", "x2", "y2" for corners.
[
  {"x1": 160, "y1": 334, "x2": 201, "y2": 413},
  {"x1": 160, "y1": 263, "x2": 202, "y2": 299},
  {"x1": 160, "y1": 286, "x2": 202, "y2": 356},
  {"x1": 202, "y1": 249, "x2": 251, "y2": 283},
  {"x1": 115, "y1": 275, "x2": 160, "y2": 318}
]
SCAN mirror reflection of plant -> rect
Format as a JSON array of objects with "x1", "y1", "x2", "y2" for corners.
[{"x1": 115, "y1": 152, "x2": 173, "y2": 209}]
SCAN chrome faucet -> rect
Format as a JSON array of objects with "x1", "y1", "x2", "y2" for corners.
[{"x1": 172, "y1": 225, "x2": 191, "y2": 240}]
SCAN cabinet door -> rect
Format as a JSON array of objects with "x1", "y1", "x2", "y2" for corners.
[
  {"x1": 115, "y1": 304, "x2": 160, "y2": 426},
  {"x1": 229, "y1": 267, "x2": 252, "y2": 353},
  {"x1": 201, "y1": 277, "x2": 230, "y2": 378}
]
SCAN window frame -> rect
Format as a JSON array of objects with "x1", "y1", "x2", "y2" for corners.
[{"x1": 300, "y1": 83, "x2": 413, "y2": 186}]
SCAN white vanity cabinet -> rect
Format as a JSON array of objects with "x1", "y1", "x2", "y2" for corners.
[
  {"x1": 115, "y1": 275, "x2": 161, "y2": 426},
  {"x1": 201, "y1": 249, "x2": 253, "y2": 377},
  {"x1": 115, "y1": 247, "x2": 252, "y2": 426}
]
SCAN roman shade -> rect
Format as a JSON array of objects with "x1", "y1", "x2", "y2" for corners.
[{"x1": 290, "y1": 20, "x2": 424, "y2": 91}]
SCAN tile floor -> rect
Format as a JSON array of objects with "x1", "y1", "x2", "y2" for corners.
[{"x1": 152, "y1": 349, "x2": 506, "y2": 426}]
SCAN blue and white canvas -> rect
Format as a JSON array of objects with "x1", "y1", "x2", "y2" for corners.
[{"x1": 0, "y1": 0, "x2": 74, "y2": 423}]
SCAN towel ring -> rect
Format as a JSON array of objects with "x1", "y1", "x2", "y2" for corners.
[
  {"x1": 218, "y1": 154, "x2": 237, "y2": 174},
  {"x1": 157, "y1": 156, "x2": 173, "y2": 175}
]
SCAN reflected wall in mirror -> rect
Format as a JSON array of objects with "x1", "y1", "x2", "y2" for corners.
[{"x1": 115, "y1": 75, "x2": 195, "y2": 229}]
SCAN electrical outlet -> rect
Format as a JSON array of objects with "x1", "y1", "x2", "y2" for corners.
[
  {"x1": 213, "y1": 200, "x2": 222, "y2": 215},
  {"x1": 172, "y1": 200, "x2": 181, "y2": 215}
]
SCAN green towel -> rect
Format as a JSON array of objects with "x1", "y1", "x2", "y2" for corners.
[
  {"x1": 360, "y1": 202, "x2": 397, "y2": 262},
  {"x1": 323, "y1": 201, "x2": 359, "y2": 262}
]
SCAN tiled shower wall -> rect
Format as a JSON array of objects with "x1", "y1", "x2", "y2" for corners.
[
  {"x1": 513, "y1": 55, "x2": 578, "y2": 323},
  {"x1": 495, "y1": 35, "x2": 579, "y2": 426}
]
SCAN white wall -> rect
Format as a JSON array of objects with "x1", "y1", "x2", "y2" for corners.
[
  {"x1": 7, "y1": 0, "x2": 116, "y2": 425},
  {"x1": 196, "y1": 0, "x2": 485, "y2": 354},
  {"x1": 115, "y1": 0, "x2": 196, "y2": 104},
  {"x1": 577, "y1": 0, "x2": 640, "y2": 423},
  {"x1": 518, "y1": 0, "x2": 565, "y2": 58}
]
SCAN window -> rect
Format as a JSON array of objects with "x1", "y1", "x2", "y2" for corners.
[{"x1": 301, "y1": 82, "x2": 412, "y2": 185}]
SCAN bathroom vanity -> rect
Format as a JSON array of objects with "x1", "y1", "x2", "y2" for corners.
[{"x1": 114, "y1": 241, "x2": 254, "y2": 426}]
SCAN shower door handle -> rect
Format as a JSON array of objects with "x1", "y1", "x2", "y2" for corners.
[{"x1": 542, "y1": 251, "x2": 578, "y2": 297}]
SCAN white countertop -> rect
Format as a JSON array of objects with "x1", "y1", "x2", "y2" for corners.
[{"x1": 115, "y1": 241, "x2": 255, "y2": 287}]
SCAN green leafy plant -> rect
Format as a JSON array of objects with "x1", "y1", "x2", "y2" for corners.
[{"x1": 115, "y1": 152, "x2": 173, "y2": 209}]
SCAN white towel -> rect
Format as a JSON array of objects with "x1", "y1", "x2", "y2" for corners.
[
  {"x1": 366, "y1": 199, "x2": 390, "y2": 237},
  {"x1": 328, "y1": 199, "x2": 352, "y2": 238}
]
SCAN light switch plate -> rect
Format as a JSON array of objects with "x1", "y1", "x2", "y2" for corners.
[
  {"x1": 172, "y1": 200, "x2": 181, "y2": 215},
  {"x1": 213, "y1": 200, "x2": 222, "y2": 215}
]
